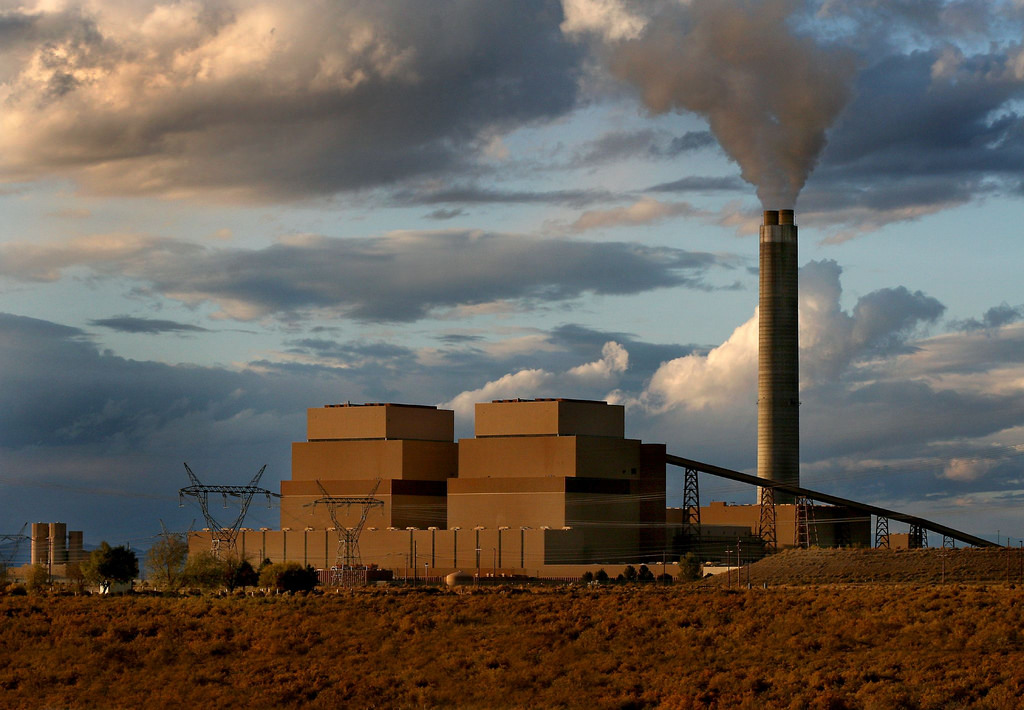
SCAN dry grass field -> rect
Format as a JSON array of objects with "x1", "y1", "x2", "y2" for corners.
[
  {"x1": 2, "y1": 582, "x2": 1023, "y2": 709},
  {"x1": 709, "y1": 548, "x2": 1024, "y2": 586}
]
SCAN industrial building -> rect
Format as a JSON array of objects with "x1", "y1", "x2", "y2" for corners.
[
  {"x1": 29, "y1": 522, "x2": 86, "y2": 574},
  {"x1": 186, "y1": 209, "x2": 909, "y2": 577},
  {"x1": 189, "y1": 398, "x2": 869, "y2": 577}
]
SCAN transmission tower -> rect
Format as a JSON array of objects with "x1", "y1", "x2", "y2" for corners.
[
  {"x1": 793, "y1": 496, "x2": 819, "y2": 549},
  {"x1": 758, "y1": 487, "x2": 778, "y2": 553},
  {"x1": 307, "y1": 479, "x2": 384, "y2": 586},
  {"x1": 179, "y1": 463, "x2": 278, "y2": 558},
  {"x1": 0, "y1": 523, "x2": 28, "y2": 567},
  {"x1": 681, "y1": 466, "x2": 701, "y2": 555}
]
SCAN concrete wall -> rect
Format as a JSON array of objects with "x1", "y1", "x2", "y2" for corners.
[
  {"x1": 291, "y1": 440, "x2": 457, "y2": 482},
  {"x1": 474, "y1": 399, "x2": 624, "y2": 438},
  {"x1": 189, "y1": 525, "x2": 641, "y2": 572},
  {"x1": 280, "y1": 479, "x2": 447, "y2": 530},
  {"x1": 459, "y1": 436, "x2": 641, "y2": 479},
  {"x1": 308, "y1": 403, "x2": 453, "y2": 442}
]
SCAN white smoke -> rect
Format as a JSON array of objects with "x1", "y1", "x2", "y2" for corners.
[{"x1": 604, "y1": 0, "x2": 858, "y2": 208}]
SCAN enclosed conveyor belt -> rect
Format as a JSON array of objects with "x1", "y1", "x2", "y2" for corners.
[{"x1": 666, "y1": 454, "x2": 997, "y2": 549}]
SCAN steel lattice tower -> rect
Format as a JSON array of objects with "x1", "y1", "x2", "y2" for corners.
[
  {"x1": 758, "y1": 486, "x2": 778, "y2": 553},
  {"x1": 0, "y1": 524, "x2": 28, "y2": 568},
  {"x1": 794, "y1": 496, "x2": 818, "y2": 549},
  {"x1": 681, "y1": 466, "x2": 701, "y2": 553},
  {"x1": 875, "y1": 516, "x2": 890, "y2": 549},
  {"x1": 179, "y1": 463, "x2": 278, "y2": 557},
  {"x1": 909, "y1": 524, "x2": 928, "y2": 549},
  {"x1": 308, "y1": 479, "x2": 384, "y2": 585}
]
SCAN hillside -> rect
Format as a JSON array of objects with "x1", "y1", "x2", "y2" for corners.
[
  {"x1": 705, "y1": 547, "x2": 1023, "y2": 586},
  {"x1": 2, "y1": 584, "x2": 1024, "y2": 708}
]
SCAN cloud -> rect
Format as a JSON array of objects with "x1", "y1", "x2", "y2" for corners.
[
  {"x1": 646, "y1": 176, "x2": 745, "y2": 193},
  {"x1": 952, "y1": 303, "x2": 1024, "y2": 332},
  {"x1": 394, "y1": 186, "x2": 614, "y2": 209},
  {"x1": 565, "y1": 128, "x2": 718, "y2": 168},
  {"x1": 560, "y1": 0, "x2": 647, "y2": 42},
  {"x1": 89, "y1": 316, "x2": 209, "y2": 334},
  {"x1": 443, "y1": 339, "x2": 632, "y2": 422},
  {"x1": 0, "y1": 229, "x2": 735, "y2": 322},
  {"x1": 567, "y1": 340, "x2": 628, "y2": 383},
  {"x1": 0, "y1": 1, "x2": 583, "y2": 200},
  {"x1": 568, "y1": 197, "x2": 704, "y2": 232}
]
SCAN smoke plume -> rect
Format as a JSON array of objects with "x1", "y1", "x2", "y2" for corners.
[{"x1": 609, "y1": 0, "x2": 857, "y2": 208}]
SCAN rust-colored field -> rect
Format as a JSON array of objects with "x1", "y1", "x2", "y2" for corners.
[
  {"x1": 709, "y1": 547, "x2": 1024, "y2": 587},
  {"x1": 2, "y1": 584, "x2": 1023, "y2": 709}
]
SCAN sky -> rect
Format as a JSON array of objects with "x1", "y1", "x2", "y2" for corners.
[{"x1": 2, "y1": 0, "x2": 1024, "y2": 555}]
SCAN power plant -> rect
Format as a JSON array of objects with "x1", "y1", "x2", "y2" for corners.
[{"x1": 182, "y1": 206, "x2": 998, "y2": 581}]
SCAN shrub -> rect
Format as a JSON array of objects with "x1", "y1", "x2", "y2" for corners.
[
  {"x1": 581, "y1": 571, "x2": 594, "y2": 584},
  {"x1": 258, "y1": 562, "x2": 318, "y2": 592},
  {"x1": 595, "y1": 569, "x2": 609, "y2": 583},
  {"x1": 25, "y1": 564, "x2": 49, "y2": 593},
  {"x1": 678, "y1": 552, "x2": 701, "y2": 582},
  {"x1": 637, "y1": 565, "x2": 655, "y2": 582},
  {"x1": 623, "y1": 565, "x2": 638, "y2": 583},
  {"x1": 184, "y1": 551, "x2": 227, "y2": 591},
  {"x1": 146, "y1": 533, "x2": 189, "y2": 590}
]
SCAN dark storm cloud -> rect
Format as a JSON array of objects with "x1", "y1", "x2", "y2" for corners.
[
  {"x1": 797, "y1": 17, "x2": 1024, "y2": 230},
  {"x1": 0, "y1": 230, "x2": 734, "y2": 322},
  {"x1": 90, "y1": 316, "x2": 209, "y2": 334},
  {"x1": 0, "y1": 311, "x2": 384, "y2": 540},
  {"x1": 0, "y1": 1, "x2": 583, "y2": 199}
]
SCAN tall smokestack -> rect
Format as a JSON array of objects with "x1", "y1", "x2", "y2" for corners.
[{"x1": 758, "y1": 209, "x2": 798, "y2": 503}]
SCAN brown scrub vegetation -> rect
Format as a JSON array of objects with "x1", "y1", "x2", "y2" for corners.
[{"x1": 1, "y1": 583, "x2": 1023, "y2": 709}]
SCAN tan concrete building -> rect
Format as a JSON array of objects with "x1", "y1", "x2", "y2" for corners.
[
  {"x1": 191, "y1": 399, "x2": 667, "y2": 574},
  {"x1": 692, "y1": 501, "x2": 872, "y2": 551},
  {"x1": 188, "y1": 398, "x2": 867, "y2": 579}
]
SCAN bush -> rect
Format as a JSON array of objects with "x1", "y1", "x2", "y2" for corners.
[
  {"x1": 224, "y1": 558, "x2": 258, "y2": 592},
  {"x1": 595, "y1": 569, "x2": 609, "y2": 583},
  {"x1": 623, "y1": 565, "x2": 638, "y2": 583},
  {"x1": 580, "y1": 571, "x2": 594, "y2": 584},
  {"x1": 146, "y1": 533, "x2": 189, "y2": 590},
  {"x1": 637, "y1": 565, "x2": 655, "y2": 582},
  {"x1": 25, "y1": 564, "x2": 50, "y2": 593},
  {"x1": 184, "y1": 551, "x2": 227, "y2": 591},
  {"x1": 678, "y1": 552, "x2": 701, "y2": 582},
  {"x1": 258, "y1": 562, "x2": 318, "y2": 592}
]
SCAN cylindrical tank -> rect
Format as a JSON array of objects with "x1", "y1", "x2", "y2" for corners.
[
  {"x1": 758, "y1": 209, "x2": 799, "y2": 503},
  {"x1": 30, "y1": 523, "x2": 49, "y2": 566},
  {"x1": 49, "y1": 522, "x2": 67, "y2": 566},
  {"x1": 68, "y1": 531, "x2": 84, "y2": 564},
  {"x1": 445, "y1": 570, "x2": 473, "y2": 588}
]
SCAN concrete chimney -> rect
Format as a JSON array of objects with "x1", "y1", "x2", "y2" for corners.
[{"x1": 758, "y1": 209, "x2": 799, "y2": 502}]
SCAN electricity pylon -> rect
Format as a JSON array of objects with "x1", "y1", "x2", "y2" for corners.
[
  {"x1": 179, "y1": 463, "x2": 277, "y2": 558},
  {"x1": 307, "y1": 479, "x2": 384, "y2": 585},
  {"x1": 0, "y1": 523, "x2": 28, "y2": 567}
]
